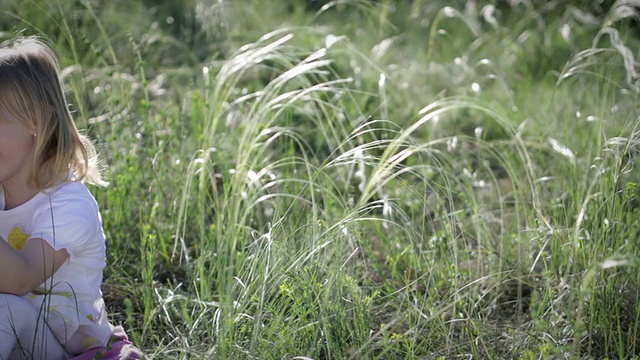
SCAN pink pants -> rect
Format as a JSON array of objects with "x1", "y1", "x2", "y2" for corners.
[{"x1": 70, "y1": 326, "x2": 142, "y2": 360}]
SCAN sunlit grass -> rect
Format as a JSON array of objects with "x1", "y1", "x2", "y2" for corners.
[{"x1": 3, "y1": 0, "x2": 640, "y2": 358}]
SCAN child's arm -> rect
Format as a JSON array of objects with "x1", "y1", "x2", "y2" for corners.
[{"x1": 0, "y1": 238, "x2": 68, "y2": 296}]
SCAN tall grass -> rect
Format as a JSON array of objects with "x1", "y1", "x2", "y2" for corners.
[{"x1": 3, "y1": 0, "x2": 640, "y2": 358}]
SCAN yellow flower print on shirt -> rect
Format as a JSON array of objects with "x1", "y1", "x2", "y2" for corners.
[{"x1": 7, "y1": 226, "x2": 29, "y2": 251}]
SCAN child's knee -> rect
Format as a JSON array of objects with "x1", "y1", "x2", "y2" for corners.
[
  {"x1": 0, "y1": 294, "x2": 35, "y2": 340},
  {"x1": 0, "y1": 294, "x2": 37, "y2": 316}
]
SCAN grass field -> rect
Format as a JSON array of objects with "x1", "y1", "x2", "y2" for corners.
[{"x1": 4, "y1": 0, "x2": 640, "y2": 358}]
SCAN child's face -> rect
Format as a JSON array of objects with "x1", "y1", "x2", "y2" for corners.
[{"x1": 0, "y1": 113, "x2": 36, "y2": 189}]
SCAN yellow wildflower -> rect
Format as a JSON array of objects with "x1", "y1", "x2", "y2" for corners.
[{"x1": 8, "y1": 226, "x2": 28, "y2": 251}]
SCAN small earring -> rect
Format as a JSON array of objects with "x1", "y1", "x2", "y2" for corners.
[{"x1": 32, "y1": 133, "x2": 37, "y2": 137}]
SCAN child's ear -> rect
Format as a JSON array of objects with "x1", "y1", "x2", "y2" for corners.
[{"x1": 28, "y1": 122, "x2": 38, "y2": 136}]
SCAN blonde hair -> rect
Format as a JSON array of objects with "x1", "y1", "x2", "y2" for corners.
[{"x1": 0, "y1": 36, "x2": 106, "y2": 189}]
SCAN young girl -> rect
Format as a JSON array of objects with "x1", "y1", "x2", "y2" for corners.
[{"x1": 0, "y1": 37, "x2": 141, "y2": 359}]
